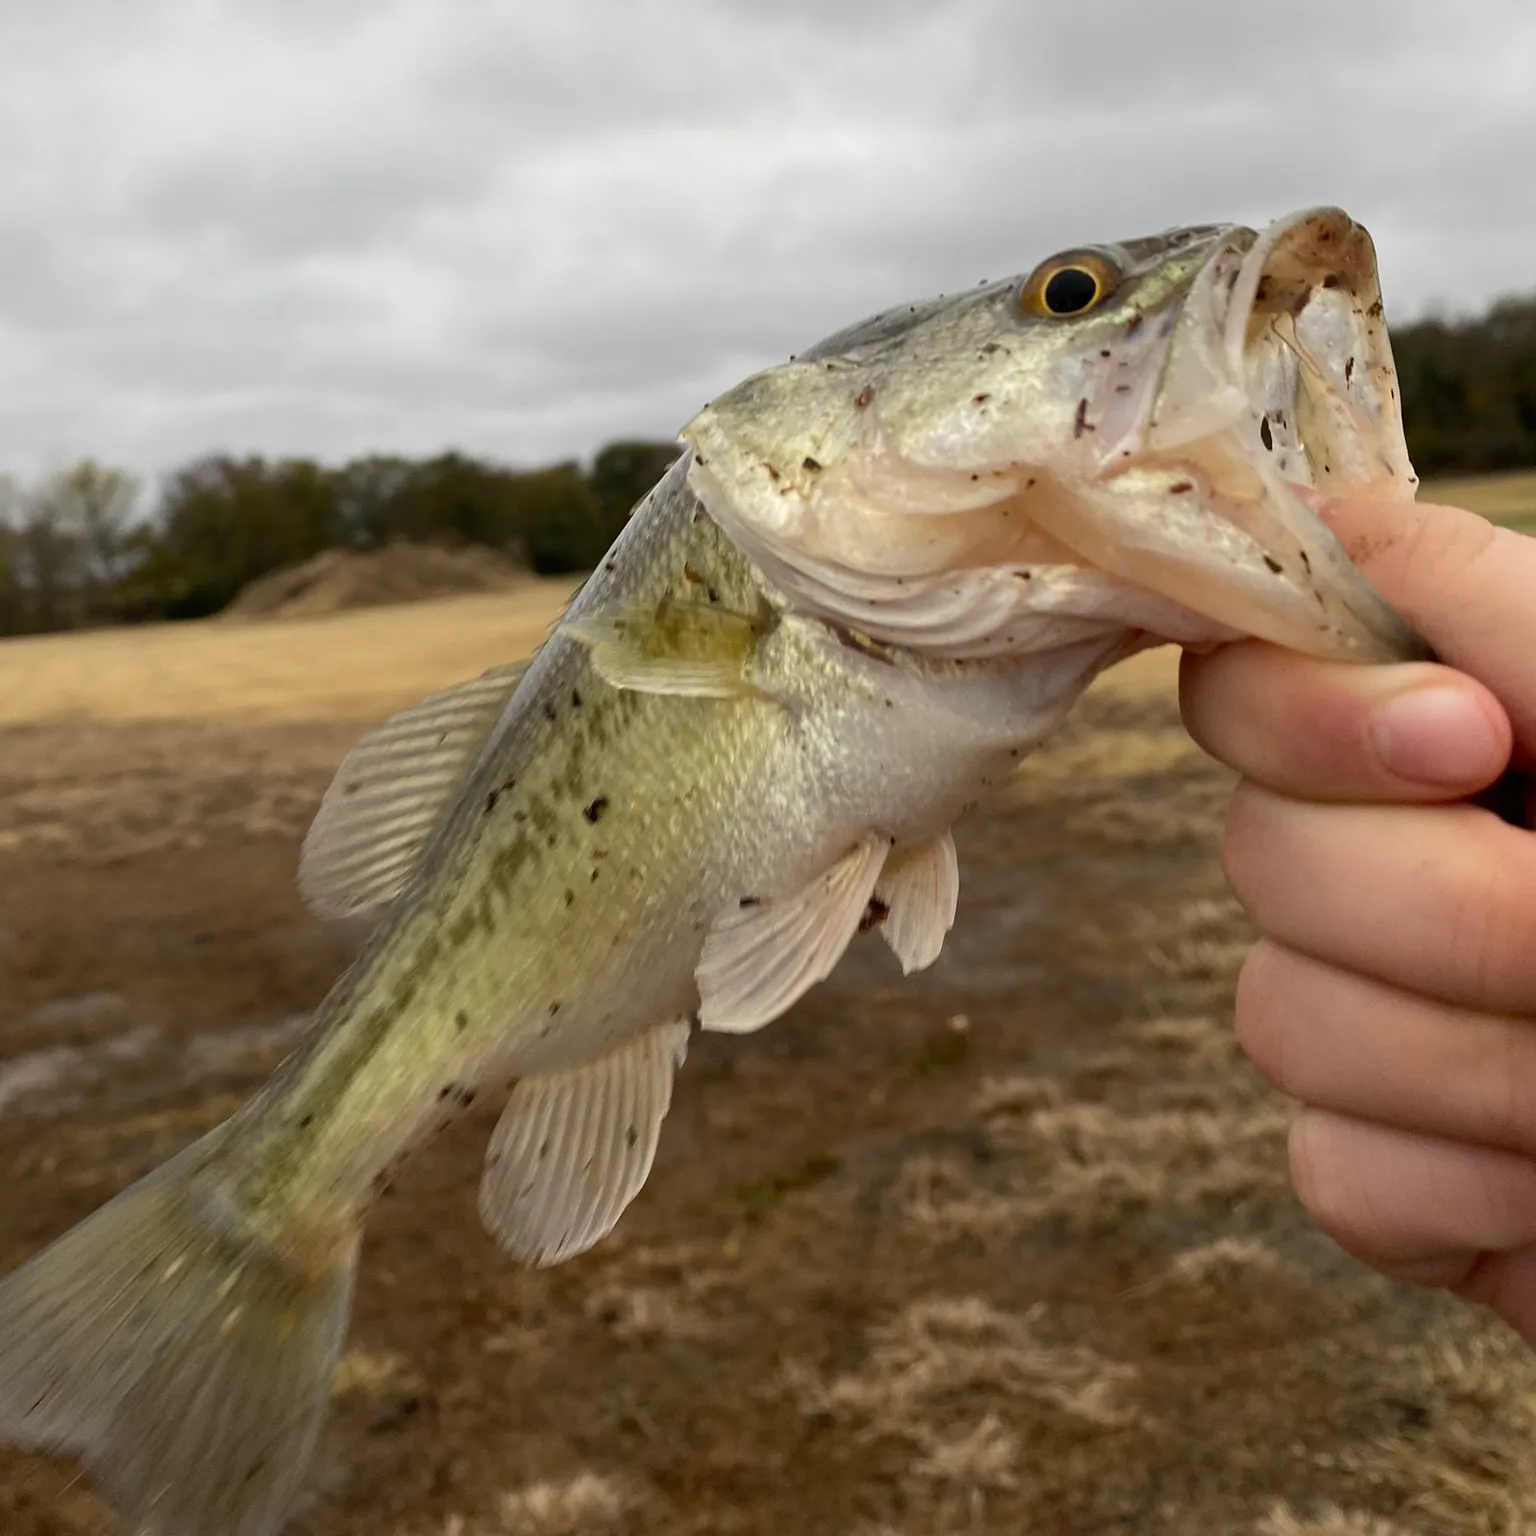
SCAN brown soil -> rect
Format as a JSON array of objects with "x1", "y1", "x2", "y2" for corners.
[
  {"x1": 1, "y1": 600, "x2": 1533, "y2": 1536},
  {"x1": 221, "y1": 544, "x2": 529, "y2": 622}
]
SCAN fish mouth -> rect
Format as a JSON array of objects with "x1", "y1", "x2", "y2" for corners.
[
  {"x1": 1041, "y1": 207, "x2": 1430, "y2": 662},
  {"x1": 682, "y1": 208, "x2": 1429, "y2": 666}
]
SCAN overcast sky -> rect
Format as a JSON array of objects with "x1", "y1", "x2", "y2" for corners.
[{"x1": 0, "y1": 0, "x2": 1530, "y2": 483}]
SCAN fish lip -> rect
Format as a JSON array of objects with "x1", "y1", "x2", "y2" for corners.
[{"x1": 1091, "y1": 207, "x2": 1431, "y2": 663}]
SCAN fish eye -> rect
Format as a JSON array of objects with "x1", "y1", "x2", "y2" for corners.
[{"x1": 1020, "y1": 251, "x2": 1120, "y2": 319}]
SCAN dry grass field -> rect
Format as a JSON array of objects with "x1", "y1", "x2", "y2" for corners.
[
  {"x1": 1425, "y1": 468, "x2": 1536, "y2": 535},
  {"x1": 1, "y1": 498, "x2": 1534, "y2": 1535}
]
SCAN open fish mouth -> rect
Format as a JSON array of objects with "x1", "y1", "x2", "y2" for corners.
[
  {"x1": 682, "y1": 207, "x2": 1430, "y2": 666},
  {"x1": 1038, "y1": 207, "x2": 1430, "y2": 662}
]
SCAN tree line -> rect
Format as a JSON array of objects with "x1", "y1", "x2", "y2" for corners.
[
  {"x1": 0, "y1": 442, "x2": 680, "y2": 634},
  {"x1": 0, "y1": 292, "x2": 1532, "y2": 637}
]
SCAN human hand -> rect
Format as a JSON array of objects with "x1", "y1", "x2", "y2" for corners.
[{"x1": 1179, "y1": 496, "x2": 1536, "y2": 1338}]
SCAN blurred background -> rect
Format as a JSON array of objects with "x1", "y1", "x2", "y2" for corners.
[{"x1": 2, "y1": 7, "x2": 1536, "y2": 1536}]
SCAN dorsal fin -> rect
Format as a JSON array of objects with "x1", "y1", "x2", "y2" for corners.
[{"x1": 298, "y1": 662, "x2": 528, "y2": 921}]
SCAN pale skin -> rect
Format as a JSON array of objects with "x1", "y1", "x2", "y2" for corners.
[{"x1": 1179, "y1": 494, "x2": 1536, "y2": 1340}]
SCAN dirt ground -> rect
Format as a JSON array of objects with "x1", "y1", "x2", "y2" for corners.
[{"x1": 2, "y1": 584, "x2": 1535, "y2": 1536}]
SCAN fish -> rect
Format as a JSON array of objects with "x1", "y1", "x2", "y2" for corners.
[{"x1": 0, "y1": 207, "x2": 1428, "y2": 1536}]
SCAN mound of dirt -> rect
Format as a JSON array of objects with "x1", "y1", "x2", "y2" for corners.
[{"x1": 221, "y1": 542, "x2": 527, "y2": 622}]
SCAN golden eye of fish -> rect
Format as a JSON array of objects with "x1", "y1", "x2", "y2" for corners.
[{"x1": 1020, "y1": 251, "x2": 1120, "y2": 318}]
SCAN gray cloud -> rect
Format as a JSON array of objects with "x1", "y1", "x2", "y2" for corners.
[{"x1": 0, "y1": 0, "x2": 1530, "y2": 482}]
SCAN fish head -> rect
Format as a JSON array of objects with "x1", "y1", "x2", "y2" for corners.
[{"x1": 681, "y1": 208, "x2": 1428, "y2": 664}]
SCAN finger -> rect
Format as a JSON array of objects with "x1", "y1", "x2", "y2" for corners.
[
  {"x1": 1453, "y1": 1243, "x2": 1536, "y2": 1344},
  {"x1": 1318, "y1": 498, "x2": 1536, "y2": 765},
  {"x1": 1180, "y1": 643, "x2": 1510, "y2": 802},
  {"x1": 1223, "y1": 787, "x2": 1536, "y2": 1016},
  {"x1": 1235, "y1": 941, "x2": 1536, "y2": 1159},
  {"x1": 1289, "y1": 1108, "x2": 1536, "y2": 1278}
]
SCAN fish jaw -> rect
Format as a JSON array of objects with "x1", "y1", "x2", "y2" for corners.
[{"x1": 682, "y1": 209, "x2": 1428, "y2": 666}]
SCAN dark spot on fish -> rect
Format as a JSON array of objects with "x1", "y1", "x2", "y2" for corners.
[
  {"x1": 1125, "y1": 313, "x2": 1144, "y2": 337},
  {"x1": 707, "y1": 585, "x2": 720, "y2": 603},
  {"x1": 981, "y1": 341, "x2": 1001, "y2": 354},
  {"x1": 549, "y1": 1000, "x2": 562, "y2": 1015},
  {"x1": 739, "y1": 896, "x2": 761, "y2": 908},
  {"x1": 972, "y1": 392, "x2": 990, "y2": 405},
  {"x1": 1321, "y1": 274, "x2": 1340, "y2": 289},
  {"x1": 584, "y1": 795, "x2": 610, "y2": 824},
  {"x1": 1255, "y1": 277, "x2": 1272, "y2": 303},
  {"x1": 970, "y1": 473, "x2": 979, "y2": 481},
  {"x1": 1300, "y1": 550, "x2": 1312, "y2": 574},
  {"x1": 1344, "y1": 356, "x2": 1355, "y2": 383},
  {"x1": 590, "y1": 867, "x2": 600, "y2": 883},
  {"x1": 1368, "y1": 300, "x2": 1384, "y2": 319},
  {"x1": 564, "y1": 889, "x2": 575, "y2": 907},
  {"x1": 803, "y1": 456, "x2": 822, "y2": 472},
  {"x1": 571, "y1": 689, "x2": 582, "y2": 708},
  {"x1": 1073, "y1": 399, "x2": 1088, "y2": 438},
  {"x1": 1100, "y1": 348, "x2": 1112, "y2": 358},
  {"x1": 859, "y1": 897, "x2": 890, "y2": 933},
  {"x1": 513, "y1": 809, "x2": 527, "y2": 824},
  {"x1": 1169, "y1": 481, "x2": 1193, "y2": 494},
  {"x1": 1260, "y1": 417, "x2": 1274, "y2": 451},
  {"x1": 455, "y1": 1011, "x2": 470, "y2": 1033},
  {"x1": 298, "y1": 1114, "x2": 314, "y2": 1130},
  {"x1": 765, "y1": 463, "x2": 780, "y2": 481},
  {"x1": 1263, "y1": 555, "x2": 1283, "y2": 574},
  {"x1": 542, "y1": 701, "x2": 557, "y2": 722},
  {"x1": 485, "y1": 789, "x2": 501, "y2": 813},
  {"x1": 855, "y1": 384, "x2": 874, "y2": 407},
  {"x1": 695, "y1": 452, "x2": 707, "y2": 464},
  {"x1": 1114, "y1": 383, "x2": 1131, "y2": 394},
  {"x1": 683, "y1": 563, "x2": 704, "y2": 585},
  {"x1": 626, "y1": 1125, "x2": 639, "y2": 1148},
  {"x1": 604, "y1": 559, "x2": 617, "y2": 572}
]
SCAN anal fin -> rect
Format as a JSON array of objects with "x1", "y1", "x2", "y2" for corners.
[
  {"x1": 478, "y1": 1019, "x2": 691, "y2": 1267},
  {"x1": 697, "y1": 837, "x2": 888, "y2": 1034}
]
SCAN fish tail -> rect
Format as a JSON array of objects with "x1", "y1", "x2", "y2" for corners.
[{"x1": 0, "y1": 1131, "x2": 359, "y2": 1536}]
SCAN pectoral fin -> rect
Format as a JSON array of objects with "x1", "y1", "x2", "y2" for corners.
[{"x1": 564, "y1": 599, "x2": 779, "y2": 702}]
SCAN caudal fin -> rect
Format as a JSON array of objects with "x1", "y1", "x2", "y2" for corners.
[{"x1": 0, "y1": 1135, "x2": 358, "y2": 1536}]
